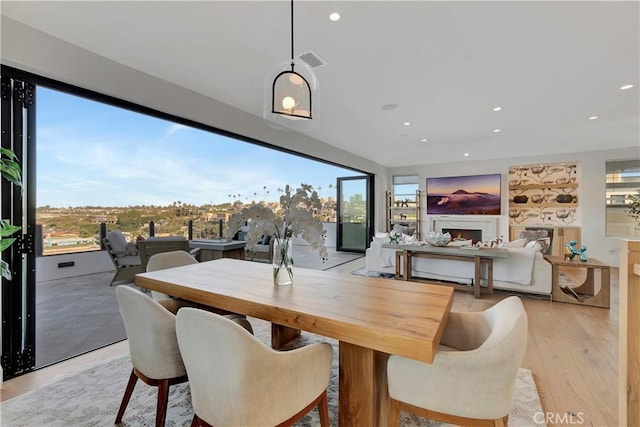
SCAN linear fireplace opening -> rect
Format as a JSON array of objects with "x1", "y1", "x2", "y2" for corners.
[{"x1": 442, "y1": 228, "x2": 482, "y2": 244}]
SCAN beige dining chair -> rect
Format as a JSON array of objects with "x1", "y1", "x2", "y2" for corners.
[
  {"x1": 176, "y1": 307, "x2": 333, "y2": 427},
  {"x1": 387, "y1": 296, "x2": 528, "y2": 427},
  {"x1": 146, "y1": 250, "x2": 198, "y2": 302},
  {"x1": 146, "y1": 251, "x2": 253, "y2": 334},
  {"x1": 115, "y1": 285, "x2": 188, "y2": 427}
]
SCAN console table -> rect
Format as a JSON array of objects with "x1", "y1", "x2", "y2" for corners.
[
  {"x1": 388, "y1": 244, "x2": 508, "y2": 298},
  {"x1": 544, "y1": 255, "x2": 610, "y2": 308}
]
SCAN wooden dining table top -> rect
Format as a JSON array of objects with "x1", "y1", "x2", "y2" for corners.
[{"x1": 135, "y1": 258, "x2": 454, "y2": 364}]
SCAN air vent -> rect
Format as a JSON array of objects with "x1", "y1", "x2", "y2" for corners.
[{"x1": 298, "y1": 51, "x2": 326, "y2": 69}]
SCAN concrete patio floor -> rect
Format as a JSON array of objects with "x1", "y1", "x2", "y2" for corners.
[{"x1": 35, "y1": 247, "x2": 363, "y2": 368}]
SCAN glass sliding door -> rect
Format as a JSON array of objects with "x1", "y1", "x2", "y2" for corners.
[{"x1": 336, "y1": 175, "x2": 373, "y2": 252}]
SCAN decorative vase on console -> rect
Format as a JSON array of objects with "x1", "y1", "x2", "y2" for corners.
[{"x1": 426, "y1": 231, "x2": 451, "y2": 247}]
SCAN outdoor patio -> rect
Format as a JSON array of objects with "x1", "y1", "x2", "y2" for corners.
[{"x1": 35, "y1": 246, "x2": 364, "y2": 368}]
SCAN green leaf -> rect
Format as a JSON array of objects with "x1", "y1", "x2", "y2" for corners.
[
  {"x1": 0, "y1": 147, "x2": 18, "y2": 161},
  {"x1": 0, "y1": 237, "x2": 17, "y2": 252},
  {"x1": 0, "y1": 222, "x2": 21, "y2": 238}
]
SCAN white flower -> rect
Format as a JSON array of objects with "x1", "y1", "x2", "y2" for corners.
[{"x1": 226, "y1": 184, "x2": 328, "y2": 261}]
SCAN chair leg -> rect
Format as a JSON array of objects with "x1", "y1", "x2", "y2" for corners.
[
  {"x1": 115, "y1": 369, "x2": 138, "y2": 423},
  {"x1": 191, "y1": 414, "x2": 212, "y2": 427},
  {"x1": 156, "y1": 379, "x2": 170, "y2": 427},
  {"x1": 388, "y1": 397, "x2": 401, "y2": 427},
  {"x1": 318, "y1": 390, "x2": 329, "y2": 427}
]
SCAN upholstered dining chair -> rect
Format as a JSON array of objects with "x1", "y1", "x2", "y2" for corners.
[
  {"x1": 176, "y1": 308, "x2": 333, "y2": 427},
  {"x1": 145, "y1": 250, "x2": 198, "y2": 302},
  {"x1": 115, "y1": 285, "x2": 188, "y2": 427},
  {"x1": 145, "y1": 251, "x2": 253, "y2": 334},
  {"x1": 387, "y1": 296, "x2": 528, "y2": 427}
]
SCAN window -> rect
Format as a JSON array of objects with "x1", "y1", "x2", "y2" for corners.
[{"x1": 606, "y1": 159, "x2": 640, "y2": 237}]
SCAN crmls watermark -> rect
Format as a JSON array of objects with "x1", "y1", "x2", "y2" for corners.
[{"x1": 534, "y1": 411, "x2": 585, "y2": 424}]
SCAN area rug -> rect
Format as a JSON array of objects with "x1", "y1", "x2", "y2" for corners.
[{"x1": 0, "y1": 319, "x2": 545, "y2": 427}]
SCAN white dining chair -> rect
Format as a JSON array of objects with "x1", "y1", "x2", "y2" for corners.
[
  {"x1": 176, "y1": 307, "x2": 333, "y2": 427},
  {"x1": 387, "y1": 296, "x2": 528, "y2": 427},
  {"x1": 115, "y1": 285, "x2": 187, "y2": 427}
]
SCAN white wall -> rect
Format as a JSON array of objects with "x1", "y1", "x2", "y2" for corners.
[
  {"x1": 388, "y1": 146, "x2": 639, "y2": 267},
  {"x1": 36, "y1": 251, "x2": 114, "y2": 281}
]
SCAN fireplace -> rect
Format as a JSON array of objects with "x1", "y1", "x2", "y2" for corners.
[
  {"x1": 432, "y1": 217, "x2": 498, "y2": 242},
  {"x1": 442, "y1": 228, "x2": 482, "y2": 244}
]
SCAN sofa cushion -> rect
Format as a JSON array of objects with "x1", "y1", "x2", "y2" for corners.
[{"x1": 260, "y1": 235, "x2": 272, "y2": 245}]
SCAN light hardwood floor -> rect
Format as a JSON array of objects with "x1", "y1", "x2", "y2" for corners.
[{"x1": 1, "y1": 258, "x2": 618, "y2": 427}]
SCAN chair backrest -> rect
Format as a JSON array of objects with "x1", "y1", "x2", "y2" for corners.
[
  {"x1": 115, "y1": 285, "x2": 186, "y2": 379},
  {"x1": 146, "y1": 250, "x2": 198, "y2": 272},
  {"x1": 478, "y1": 296, "x2": 528, "y2": 352},
  {"x1": 146, "y1": 250, "x2": 198, "y2": 300},
  {"x1": 106, "y1": 229, "x2": 128, "y2": 253},
  {"x1": 176, "y1": 308, "x2": 332, "y2": 426}
]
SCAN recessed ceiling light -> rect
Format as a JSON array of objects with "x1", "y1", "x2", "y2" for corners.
[
  {"x1": 464, "y1": 153, "x2": 470, "y2": 157},
  {"x1": 620, "y1": 84, "x2": 634, "y2": 90},
  {"x1": 403, "y1": 122, "x2": 411, "y2": 126},
  {"x1": 329, "y1": 12, "x2": 341, "y2": 21},
  {"x1": 492, "y1": 107, "x2": 502, "y2": 112},
  {"x1": 493, "y1": 129, "x2": 501, "y2": 133},
  {"x1": 588, "y1": 116, "x2": 599, "y2": 120},
  {"x1": 420, "y1": 138, "x2": 428, "y2": 142}
]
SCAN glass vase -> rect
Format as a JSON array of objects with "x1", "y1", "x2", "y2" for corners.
[{"x1": 273, "y1": 237, "x2": 293, "y2": 285}]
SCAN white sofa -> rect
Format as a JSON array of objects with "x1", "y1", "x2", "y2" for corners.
[{"x1": 365, "y1": 238, "x2": 552, "y2": 296}]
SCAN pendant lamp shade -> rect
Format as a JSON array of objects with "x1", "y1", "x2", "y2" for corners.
[{"x1": 263, "y1": 0, "x2": 318, "y2": 130}]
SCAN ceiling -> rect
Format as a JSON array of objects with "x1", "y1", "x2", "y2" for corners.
[{"x1": 2, "y1": 1, "x2": 639, "y2": 168}]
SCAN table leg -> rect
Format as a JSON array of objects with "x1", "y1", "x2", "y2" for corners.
[
  {"x1": 339, "y1": 341, "x2": 389, "y2": 427},
  {"x1": 571, "y1": 267, "x2": 595, "y2": 296},
  {"x1": 474, "y1": 256, "x2": 481, "y2": 299},
  {"x1": 487, "y1": 259, "x2": 494, "y2": 295},
  {"x1": 404, "y1": 251, "x2": 411, "y2": 281},
  {"x1": 271, "y1": 323, "x2": 301, "y2": 349}
]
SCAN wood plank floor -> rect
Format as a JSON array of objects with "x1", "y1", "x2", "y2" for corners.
[{"x1": 1, "y1": 258, "x2": 619, "y2": 427}]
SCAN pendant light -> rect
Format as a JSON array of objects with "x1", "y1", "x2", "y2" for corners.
[{"x1": 263, "y1": 0, "x2": 318, "y2": 130}]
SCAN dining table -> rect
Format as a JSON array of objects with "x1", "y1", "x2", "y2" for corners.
[{"x1": 135, "y1": 258, "x2": 454, "y2": 426}]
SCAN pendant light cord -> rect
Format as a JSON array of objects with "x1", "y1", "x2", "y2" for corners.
[{"x1": 290, "y1": 0, "x2": 295, "y2": 68}]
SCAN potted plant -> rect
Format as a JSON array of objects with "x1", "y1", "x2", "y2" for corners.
[
  {"x1": 628, "y1": 189, "x2": 640, "y2": 230},
  {"x1": 0, "y1": 147, "x2": 22, "y2": 280}
]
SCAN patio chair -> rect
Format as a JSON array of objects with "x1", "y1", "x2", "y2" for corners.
[{"x1": 103, "y1": 230, "x2": 144, "y2": 286}]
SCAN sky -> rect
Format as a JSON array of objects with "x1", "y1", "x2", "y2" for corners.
[{"x1": 36, "y1": 87, "x2": 360, "y2": 207}]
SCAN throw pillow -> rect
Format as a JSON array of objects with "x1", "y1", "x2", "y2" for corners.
[
  {"x1": 525, "y1": 240, "x2": 543, "y2": 252},
  {"x1": 393, "y1": 224, "x2": 408, "y2": 235},
  {"x1": 402, "y1": 233, "x2": 417, "y2": 243},
  {"x1": 260, "y1": 235, "x2": 272, "y2": 246},
  {"x1": 375, "y1": 231, "x2": 389, "y2": 238},
  {"x1": 503, "y1": 238, "x2": 527, "y2": 248}
]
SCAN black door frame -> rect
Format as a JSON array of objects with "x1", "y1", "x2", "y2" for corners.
[
  {"x1": 1, "y1": 72, "x2": 37, "y2": 380},
  {"x1": 336, "y1": 175, "x2": 374, "y2": 252}
]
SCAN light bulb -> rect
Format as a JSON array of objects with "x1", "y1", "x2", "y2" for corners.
[
  {"x1": 289, "y1": 73, "x2": 304, "y2": 85},
  {"x1": 282, "y1": 96, "x2": 296, "y2": 110}
]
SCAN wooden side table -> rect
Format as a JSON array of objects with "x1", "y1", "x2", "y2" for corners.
[{"x1": 544, "y1": 255, "x2": 610, "y2": 308}]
